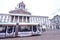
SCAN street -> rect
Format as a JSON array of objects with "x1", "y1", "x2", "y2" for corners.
[{"x1": 0, "y1": 29, "x2": 60, "y2": 40}]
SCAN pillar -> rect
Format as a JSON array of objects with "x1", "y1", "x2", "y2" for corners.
[
  {"x1": 9, "y1": 16, "x2": 11, "y2": 22},
  {"x1": 32, "y1": 26, "x2": 33, "y2": 32},
  {"x1": 12, "y1": 26, "x2": 14, "y2": 37},
  {"x1": 37, "y1": 25, "x2": 39, "y2": 32},
  {"x1": 26, "y1": 16, "x2": 27, "y2": 22},
  {"x1": 22, "y1": 16, "x2": 24, "y2": 22},
  {"x1": 15, "y1": 23, "x2": 19, "y2": 37},
  {"x1": 13, "y1": 16, "x2": 15, "y2": 22},
  {"x1": 18, "y1": 16, "x2": 19, "y2": 22},
  {"x1": 5, "y1": 26, "x2": 8, "y2": 37}
]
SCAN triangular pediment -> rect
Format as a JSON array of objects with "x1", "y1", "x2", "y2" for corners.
[{"x1": 9, "y1": 9, "x2": 31, "y2": 15}]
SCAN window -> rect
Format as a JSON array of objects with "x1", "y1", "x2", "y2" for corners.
[
  {"x1": 1, "y1": 16, "x2": 3, "y2": 22},
  {"x1": 0, "y1": 25, "x2": 6, "y2": 33},
  {"x1": 20, "y1": 26, "x2": 31, "y2": 32},
  {"x1": 33, "y1": 25, "x2": 37, "y2": 32},
  {"x1": 7, "y1": 26, "x2": 13, "y2": 33}
]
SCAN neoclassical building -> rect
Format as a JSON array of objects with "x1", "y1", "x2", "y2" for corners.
[
  {"x1": 50, "y1": 15, "x2": 60, "y2": 29},
  {"x1": 0, "y1": 2, "x2": 50, "y2": 37},
  {"x1": 30, "y1": 16, "x2": 50, "y2": 29}
]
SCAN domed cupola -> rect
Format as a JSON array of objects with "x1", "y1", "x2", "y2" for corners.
[{"x1": 17, "y1": 1, "x2": 25, "y2": 9}]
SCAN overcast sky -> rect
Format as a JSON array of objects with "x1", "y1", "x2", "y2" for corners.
[{"x1": 0, "y1": 0, "x2": 60, "y2": 19}]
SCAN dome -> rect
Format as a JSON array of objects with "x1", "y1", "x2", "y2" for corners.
[{"x1": 18, "y1": 1, "x2": 25, "y2": 9}]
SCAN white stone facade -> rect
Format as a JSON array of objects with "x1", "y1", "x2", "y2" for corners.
[
  {"x1": 0, "y1": 2, "x2": 51, "y2": 37},
  {"x1": 0, "y1": 1, "x2": 50, "y2": 29},
  {"x1": 50, "y1": 15, "x2": 60, "y2": 29},
  {"x1": 30, "y1": 16, "x2": 50, "y2": 29},
  {"x1": 0, "y1": 14, "x2": 10, "y2": 22}
]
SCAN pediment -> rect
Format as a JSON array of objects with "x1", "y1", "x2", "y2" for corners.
[{"x1": 9, "y1": 9, "x2": 31, "y2": 15}]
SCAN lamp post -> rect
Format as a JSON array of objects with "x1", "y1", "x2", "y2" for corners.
[{"x1": 15, "y1": 23, "x2": 19, "y2": 37}]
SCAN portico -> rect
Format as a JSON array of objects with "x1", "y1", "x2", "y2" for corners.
[
  {"x1": 10, "y1": 15, "x2": 30, "y2": 23},
  {"x1": 0, "y1": 1, "x2": 42, "y2": 37}
]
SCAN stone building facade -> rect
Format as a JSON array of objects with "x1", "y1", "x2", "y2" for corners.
[
  {"x1": 50, "y1": 15, "x2": 60, "y2": 29},
  {"x1": 0, "y1": 1, "x2": 50, "y2": 37}
]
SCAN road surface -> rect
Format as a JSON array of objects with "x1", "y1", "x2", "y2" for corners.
[{"x1": 0, "y1": 29, "x2": 60, "y2": 40}]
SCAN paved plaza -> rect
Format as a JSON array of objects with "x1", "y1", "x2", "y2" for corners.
[{"x1": 0, "y1": 29, "x2": 60, "y2": 40}]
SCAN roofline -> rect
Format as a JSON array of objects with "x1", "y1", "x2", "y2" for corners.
[
  {"x1": 0, "y1": 13, "x2": 9, "y2": 15},
  {"x1": 0, "y1": 22, "x2": 39, "y2": 26},
  {"x1": 30, "y1": 15, "x2": 49, "y2": 18}
]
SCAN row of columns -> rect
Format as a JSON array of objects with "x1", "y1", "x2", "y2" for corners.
[
  {"x1": 4, "y1": 25, "x2": 39, "y2": 37},
  {"x1": 5, "y1": 25, "x2": 39, "y2": 33},
  {"x1": 9, "y1": 16, "x2": 29, "y2": 22}
]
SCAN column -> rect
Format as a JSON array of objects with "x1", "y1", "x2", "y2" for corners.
[
  {"x1": 22, "y1": 16, "x2": 24, "y2": 22},
  {"x1": 37, "y1": 25, "x2": 39, "y2": 32},
  {"x1": 5, "y1": 26, "x2": 8, "y2": 37},
  {"x1": 15, "y1": 23, "x2": 19, "y2": 37},
  {"x1": 13, "y1": 26, "x2": 14, "y2": 36},
  {"x1": 32, "y1": 26, "x2": 33, "y2": 32},
  {"x1": 13, "y1": 16, "x2": 15, "y2": 22},
  {"x1": 18, "y1": 16, "x2": 19, "y2": 22},
  {"x1": 26, "y1": 16, "x2": 27, "y2": 22},
  {"x1": 6, "y1": 26, "x2": 8, "y2": 33},
  {"x1": 8, "y1": 16, "x2": 10, "y2": 22},
  {"x1": 9, "y1": 16, "x2": 11, "y2": 22}
]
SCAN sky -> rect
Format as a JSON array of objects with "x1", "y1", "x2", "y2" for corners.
[{"x1": 0, "y1": 0, "x2": 60, "y2": 19}]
